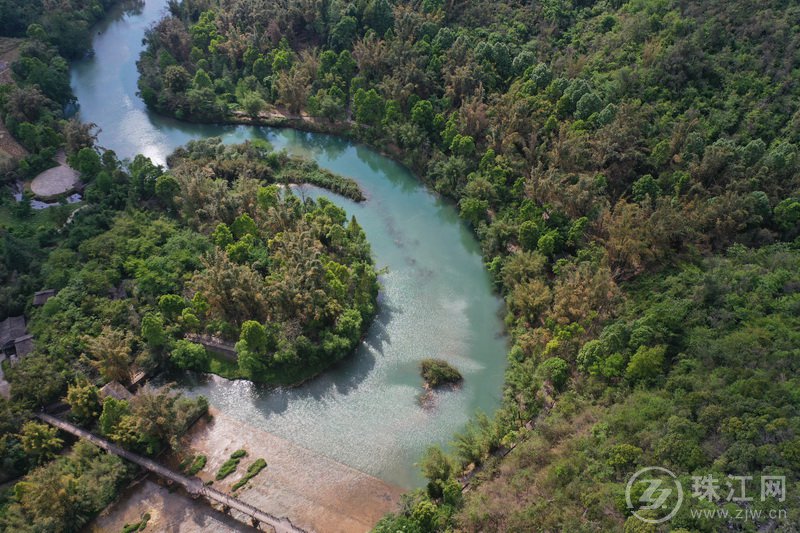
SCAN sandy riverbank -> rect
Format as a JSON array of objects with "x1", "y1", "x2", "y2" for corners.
[
  {"x1": 182, "y1": 408, "x2": 403, "y2": 533},
  {"x1": 90, "y1": 408, "x2": 403, "y2": 533},
  {"x1": 90, "y1": 477, "x2": 250, "y2": 533}
]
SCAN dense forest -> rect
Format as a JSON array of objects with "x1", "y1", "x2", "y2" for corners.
[
  {"x1": 135, "y1": 0, "x2": 800, "y2": 530},
  {"x1": 0, "y1": 133, "x2": 376, "y2": 530},
  {"x1": 0, "y1": 2, "x2": 379, "y2": 529},
  {"x1": 0, "y1": 0, "x2": 128, "y2": 318},
  {"x1": 28, "y1": 138, "x2": 376, "y2": 386},
  {"x1": 0, "y1": 0, "x2": 799, "y2": 530}
]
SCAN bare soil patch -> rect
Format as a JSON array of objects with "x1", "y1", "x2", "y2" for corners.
[
  {"x1": 89, "y1": 408, "x2": 403, "y2": 533},
  {"x1": 89, "y1": 477, "x2": 250, "y2": 533},
  {"x1": 185, "y1": 409, "x2": 404, "y2": 533}
]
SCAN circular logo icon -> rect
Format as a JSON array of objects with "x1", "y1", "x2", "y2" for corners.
[{"x1": 626, "y1": 466, "x2": 683, "y2": 524}]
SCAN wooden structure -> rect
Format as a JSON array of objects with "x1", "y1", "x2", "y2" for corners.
[
  {"x1": 0, "y1": 316, "x2": 30, "y2": 358},
  {"x1": 184, "y1": 333, "x2": 237, "y2": 360},
  {"x1": 36, "y1": 413, "x2": 308, "y2": 533},
  {"x1": 99, "y1": 381, "x2": 133, "y2": 401},
  {"x1": 33, "y1": 289, "x2": 56, "y2": 306}
]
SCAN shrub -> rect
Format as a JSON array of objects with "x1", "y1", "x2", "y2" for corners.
[
  {"x1": 121, "y1": 512, "x2": 150, "y2": 533},
  {"x1": 216, "y1": 449, "x2": 248, "y2": 480},
  {"x1": 186, "y1": 455, "x2": 207, "y2": 476},
  {"x1": 420, "y1": 359, "x2": 463, "y2": 388},
  {"x1": 232, "y1": 458, "x2": 267, "y2": 490}
]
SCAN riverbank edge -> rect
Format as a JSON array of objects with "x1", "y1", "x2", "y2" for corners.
[
  {"x1": 171, "y1": 107, "x2": 431, "y2": 192},
  {"x1": 182, "y1": 406, "x2": 405, "y2": 531},
  {"x1": 192, "y1": 306, "x2": 380, "y2": 390}
]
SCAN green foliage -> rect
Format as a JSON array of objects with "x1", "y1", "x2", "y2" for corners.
[
  {"x1": 75, "y1": 147, "x2": 101, "y2": 180},
  {"x1": 141, "y1": 313, "x2": 167, "y2": 350},
  {"x1": 184, "y1": 454, "x2": 207, "y2": 476},
  {"x1": 0, "y1": 441, "x2": 130, "y2": 533},
  {"x1": 7, "y1": 0, "x2": 799, "y2": 529},
  {"x1": 99, "y1": 398, "x2": 130, "y2": 438},
  {"x1": 420, "y1": 446, "x2": 456, "y2": 499},
  {"x1": 101, "y1": 385, "x2": 208, "y2": 456},
  {"x1": 170, "y1": 340, "x2": 209, "y2": 371},
  {"x1": 232, "y1": 458, "x2": 267, "y2": 490},
  {"x1": 624, "y1": 344, "x2": 666, "y2": 385},
  {"x1": 216, "y1": 449, "x2": 247, "y2": 480},
  {"x1": 419, "y1": 359, "x2": 463, "y2": 388},
  {"x1": 411, "y1": 100, "x2": 435, "y2": 132},
  {"x1": 241, "y1": 92, "x2": 266, "y2": 117},
  {"x1": 18, "y1": 421, "x2": 62, "y2": 465},
  {"x1": 65, "y1": 379, "x2": 101, "y2": 425},
  {"x1": 537, "y1": 357, "x2": 570, "y2": 390},
  {"x1": 121, "y1": 512, "x2": 151, "y2": 533},
  {"x1": 460, "y1": 245, "x2": 800, "y2": 530},
  {"x1": 6, "y1": 354, "x2": 66, "y2": 407},
  {"x1": 353, "y1": 88, "x2": 385, "y2": 126}
]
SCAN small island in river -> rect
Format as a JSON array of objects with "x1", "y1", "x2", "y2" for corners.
[{"x1": 420, "y1": 358, "x2": 463, "y2": 389}]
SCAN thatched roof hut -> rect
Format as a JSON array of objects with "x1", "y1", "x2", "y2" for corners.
[
  {"x1": 33, "y1": 289, "x2": 56, "y2": 306},
  {"x1": 0, "y1": 316, "x2": 26, "y2": 354},
  {"x1": 99, "y1": 381, "x2": 133, "y2": 401}
]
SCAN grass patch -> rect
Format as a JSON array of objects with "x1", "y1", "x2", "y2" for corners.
[
  {"x1": 216, "y1": 449, "x2": 247, "y2": 480},
  {"x1": 121, "y1": 512, "x2": 150, "y2": 532},
  {"x1": 420, "y1": 359, "x2": 463, "y2": 388},
  {"x1": 180, "y1": 454, "x2": 208, "y2": 476},
  {"x1": 205, "y1": 352, "x2": 243, "y2": 379},
  {"x1": 232, "y1": 458, "x2": 267, "y2": 491}
]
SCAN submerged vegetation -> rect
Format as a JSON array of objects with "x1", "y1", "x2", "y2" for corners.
[
  {"x1": 121, "y1": 512, "x2": 151, "y2": 533},
  {"x1": 181, "y1": 453, "x2": 207, "y2": 476}
]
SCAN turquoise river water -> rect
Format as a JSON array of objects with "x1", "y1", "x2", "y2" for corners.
[{"x1": 71, "y1": 0, "x2": 507, "y2": 488}]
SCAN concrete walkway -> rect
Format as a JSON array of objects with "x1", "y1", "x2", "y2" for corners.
[{"x1": 30, "y1": 150, "x2": 80, "y2": 199}]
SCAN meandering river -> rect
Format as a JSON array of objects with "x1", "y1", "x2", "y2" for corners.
[{"x1": 71, "y1": 0, "x2": 507, "y2": 488}]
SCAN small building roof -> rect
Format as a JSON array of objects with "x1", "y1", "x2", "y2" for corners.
[
  {"x1": 14, "y1": 334, "x2": 33, "y2": 358},
  {"x1": 0, "y1": 316, "x2": 26, "y2": 347},
  {"x1": 99, "y1": 381, "x2": 133, "y2": 401},
  {"x1": 33, "y1": 289, "x2": 57, "y2": 306}
]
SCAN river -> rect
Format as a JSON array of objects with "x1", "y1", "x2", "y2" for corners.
[{"x1": 71, "y1": 0, "x2": 507, "y2": 488}]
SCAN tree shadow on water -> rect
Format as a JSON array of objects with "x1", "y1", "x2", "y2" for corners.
[
  {"x1": 245, "y1": 299, "x2": 397, "y2": 416},
  {"x1": 174, "y1": 300, "x2": 397, "y2": 422}
]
